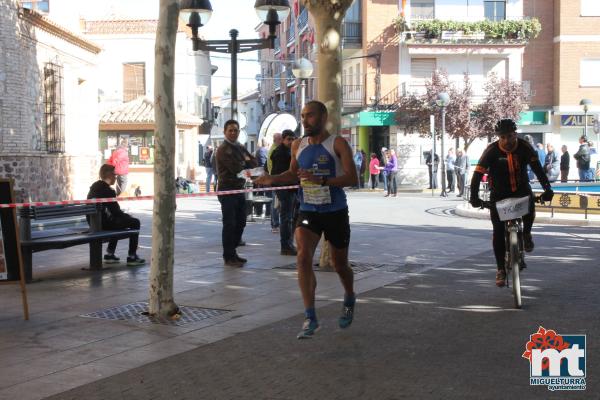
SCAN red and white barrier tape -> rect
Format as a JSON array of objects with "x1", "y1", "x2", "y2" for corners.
[{"x1": 0, "y1": 185, "x2": 300, "y2": 209}]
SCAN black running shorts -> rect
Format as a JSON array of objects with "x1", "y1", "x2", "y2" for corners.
[{"x1": 295, "y1": 207, "x2": 350, "y2": 249}]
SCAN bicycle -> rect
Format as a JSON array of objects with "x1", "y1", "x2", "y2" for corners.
[{"x1": 481, "y1": 195, "x2": 543, "y2": 309}]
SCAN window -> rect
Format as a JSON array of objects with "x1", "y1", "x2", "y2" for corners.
[
  {"x1": 411, "y1": 58, "x2": 436, "y2": 84},
  {"x1": 483, "y1": 58, "x2": 507, "y2": 79},
  {"x1": 411, "y1": 0, "x2": 434, "y2": 20},
  {"x1": 356, "y1": 63, "x2": 361, "y2": 87},
  {"x1": 345, "y1": 0, "x2": 361, "y2": 21},
  {"x1": 484, "y1": 1, "x2": 506, "y2": 22},
  {"x1": 43, "y1": 62, "x2": 64, "y2": 153},
  {"x1": 123, "y1": 62, "x2": 146, "y2": 102},
  {"x1": 22, "y1": 0, "x2": 49, "y2": 12},
  {"x1": 581, "y1": 59, "x2": 600, "y2": 86},
  {"x1": 581, "y1": 0, "x2": 600, "y2": 16}
]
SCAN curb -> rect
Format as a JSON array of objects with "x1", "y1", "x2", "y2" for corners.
[{"x1": 454, "y1": 203, "x2": 600, "y2": 227}]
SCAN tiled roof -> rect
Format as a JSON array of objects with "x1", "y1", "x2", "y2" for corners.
[
  {"x1": 83, "y1": 19, "x2": 193, "y2": 37},
  {"x1": 20, "y1": 8, "x2": 101, "y2": 54},
  {"x1": 100, "y1": 97, "x2": 203, "y2": 127}
]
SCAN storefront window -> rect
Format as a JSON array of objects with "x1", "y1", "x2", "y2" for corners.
[{"x1": 100, "y1": 131, "x2": 154, "y2": 165}]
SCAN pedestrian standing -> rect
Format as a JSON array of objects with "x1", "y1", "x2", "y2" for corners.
[
  {"x1": 353, "y1": 148, "x2": 363, "y2": 189},
  {"x1": 454, "y1": 149, "x2": 467, "y2": 197},
  {"x1": 426, "y1": 150, "x2": 439, "y2": 189},
  {"x1": 560, "y1": 145, "x2": 570, "y2": 182},
  {"x1": 544, "y1": 143, "x2": 560, "y2": 182},
  {"x1": 270, "y1": 129, "x2": 298, "y2": 255},
  {"x1": 381, "y1": 147, "x2": 389, "y2": 192},
  {"x1": 107, "y1": 138, "x2": 130, "y2": 196},
  {"x1": 215, "y1": 120, "x2": 257, "y2": 267},
  {"x1": 359, "y1": 149, "x2": 367, "y2": 189},
  {"x1": 203, "y1": 145, "x2": 214, "y2": 192},
  {"x1": 589, "y1": 141, "x2": 599, "y2": 180},
  {"x1": 369, "y1": 153, "x2": 380, "y2": 189},
  {"x1": 266, "y1": 133, "x2": 282, "y2": 232},
  {"x1": 255, "y1": 100, "x2": 358, "y2": 339},
  {"x1": 384, "y1": 149, "x2": 398, "y2": 197},
  {"x1": 445, "y1": 148, "x2": 456, "y2": 192},
  {"x1": 574, "y1": 135, "x2": 591, "y2": 181}
]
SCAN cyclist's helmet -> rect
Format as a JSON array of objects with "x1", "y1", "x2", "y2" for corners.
[{"x1": 495, "y1": 118, "x2": 517, "y2": 134}]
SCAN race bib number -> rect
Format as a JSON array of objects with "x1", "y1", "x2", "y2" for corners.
[{"x1": 301, "y1": 180, "x2": 331, "y2": 205}]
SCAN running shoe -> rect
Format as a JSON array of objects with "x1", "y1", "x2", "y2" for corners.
[
  {"x1": 496, "y1": 269, "x2": 507, "y2": 287},
  {"x1": 338, "y1": 304, "x2": 355, "y2": 329},
  {"x1": 297, "y1": 318, "x2": 320, "y2": 339}
]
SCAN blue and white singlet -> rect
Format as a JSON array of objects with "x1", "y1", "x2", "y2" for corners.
[{"x1": 296, "y1": 135, "x2": 347, "y2": 213}]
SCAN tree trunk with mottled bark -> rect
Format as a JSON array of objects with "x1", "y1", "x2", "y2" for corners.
[
  {"x1": 304, "y1": 0, "x2": 353, "y2": 270},
  {"x1": 149, "y1": 0, "x2": 179, "y2": 318}
]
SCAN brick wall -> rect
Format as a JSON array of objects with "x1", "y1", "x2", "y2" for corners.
[
  {"x1": 555, "y1": 42, "x2": 600, "y2": 107},
  {"x1": 363, "y1": 0, "x2": 400, "y2": 100},
  {"x1": 523, "y1": 0, "x2": 554, "y2": 108},
  {"x1": 0, "y1": 0, "x2": 99, "y2": 203}
]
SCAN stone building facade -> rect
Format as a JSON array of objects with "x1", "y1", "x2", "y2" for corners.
[{"x1": 0, "y1": 0, "x2": 100, "y2": 202}]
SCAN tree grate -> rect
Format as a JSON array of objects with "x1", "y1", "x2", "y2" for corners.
[
  {"x1": 274, "y1": 261, "x2": 383, "y2": 274},
  {"x1": 80, "y1": 302, "x2": 231, "y2": 326}
]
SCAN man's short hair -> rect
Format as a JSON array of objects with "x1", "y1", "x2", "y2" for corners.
[
  {"x1": 580, "y1": 135, "x2": 588, "y2": 142},
  {"x1": 305, "y1": 100, "x2": 327, "y2": 116},
  {"x1": 99, "y1": 164, "x2": 115, "y2": 179},
  {"x1": 224, "y1": 119, "x2": 239, "y2": 131},
  {"x1": 282, "y1": 129, "x2": 295, "y2": 139}
]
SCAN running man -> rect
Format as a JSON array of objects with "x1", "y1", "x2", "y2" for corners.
[
  {"x1": 469, "y1": 119, "x2": 553, "y2": 286},
  {"x1": 255, "y1": 100, "x2": 358, "y2": 339}
]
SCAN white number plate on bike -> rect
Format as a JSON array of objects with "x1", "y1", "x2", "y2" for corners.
[{"x1": 495, "y1": 196, "x2": 530, "y2": 221}]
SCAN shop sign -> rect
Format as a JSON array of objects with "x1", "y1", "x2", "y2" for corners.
[{"x1": 560, "y1": 115, "x2": 597, "y2": 127}]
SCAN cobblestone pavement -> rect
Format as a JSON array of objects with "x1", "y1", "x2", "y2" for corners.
[{"x1": 48, "y1": 224, "x2": 599, "y2": 400}]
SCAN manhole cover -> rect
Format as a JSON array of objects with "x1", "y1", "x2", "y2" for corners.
[
  {"x1": 80, "y1": 302, "x2": 231, "y2": 326},
  {"x1": 273, "y1": 261, "x2": 381, "y2": 273}
]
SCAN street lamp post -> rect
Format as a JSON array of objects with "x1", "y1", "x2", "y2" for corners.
[
  {"x1": 180, "y1": 0, "x2": 290, "y2": 120},
  {"x1": 291, "y1": 57, "x2": 313, "y2": 136},
  {"x1": 436, "y1": 92, "x2": 450, "y2": 198},
  {"x1": 580, "y1": 98, "x2": 592, "y2": 139}
]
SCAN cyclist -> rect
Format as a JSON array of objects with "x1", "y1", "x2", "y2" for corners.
[{"x1": 470, "y1": 119, "x2": 554, "y2": 287}]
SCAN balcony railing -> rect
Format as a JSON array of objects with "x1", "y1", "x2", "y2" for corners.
[
  {"x1": 342, "y1": 21, "x2": 362, "y2": 48},
  {"x1": 287, "y1": 22, "x2": 295, "y2": 45},
  {"x1": 274, "y1": 73, "x2": 281, "y2": 91},
  {"x1": 298, "y1": 8, "x2": 308, "y2": 33},
  {"x1": 342, "y1": 84, "x2": 364, "y2": 108},
  {"x1": 274, "y1": 37, "x2": 281, "y2": 53}
]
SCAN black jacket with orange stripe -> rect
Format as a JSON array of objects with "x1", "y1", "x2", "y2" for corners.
[{"x1": 470, "y1": 138, "x2": 551, "y2": 202}]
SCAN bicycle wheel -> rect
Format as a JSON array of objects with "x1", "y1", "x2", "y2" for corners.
[{"x1": 509, "y1": 229, "x2": 522, "y2": 309}]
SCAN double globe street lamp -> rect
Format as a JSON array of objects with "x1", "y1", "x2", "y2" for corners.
[
  {"x1": 179, "y1": 0, "x2": 291, "y2": 119},
  {"x1": 436, "y1": 92, "x2": 450, "y2": 197},
  {"x1": 580, "y1": 98, "x2": 592, "y2": 139}
]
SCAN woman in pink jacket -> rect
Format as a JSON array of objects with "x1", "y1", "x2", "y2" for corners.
[
  {"x1": 369, "y1": 153, "x2": 380, "y2": 190},
  {"x1": 107, "y1": 138, "x2": 130, "y2": 196}
]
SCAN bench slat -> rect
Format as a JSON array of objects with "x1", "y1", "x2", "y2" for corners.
[{"x1": 21, "y1": 230, "x2": 139, "y2": 248}]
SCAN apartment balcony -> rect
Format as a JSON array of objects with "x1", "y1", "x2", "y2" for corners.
[
  {"x1": 342, "y1": 85, "x2": 365, "y2": 108},
  {"x1": 298, "y1": 8, "x2": 308, "y2": 34},
  {"x1": 397, "y1": 17, "x2": 541, "y2": 53},
  {"x1": 342, "y1": 21, "x2": 362, "y2": 49},
  {"x1": 273, "y1": 73, "x2": 281, "y2": 91}
]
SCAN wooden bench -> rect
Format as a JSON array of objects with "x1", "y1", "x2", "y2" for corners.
[{"x1": 18, "y1": 204, "x2": 139, "y2": 282}]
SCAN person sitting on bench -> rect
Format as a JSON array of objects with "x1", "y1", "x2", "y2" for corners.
[{"x1": 87, "y1": 164, "x2": 145, "y2": 266}]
